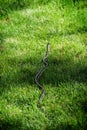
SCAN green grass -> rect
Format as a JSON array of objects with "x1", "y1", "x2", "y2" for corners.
[{"x1": 0, "y1": 0, "x2": 87, "y2": 130}]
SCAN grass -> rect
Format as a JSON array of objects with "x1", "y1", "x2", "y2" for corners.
[{"x1": 0, "y1": 0, "x2": 87, "y2": 130}]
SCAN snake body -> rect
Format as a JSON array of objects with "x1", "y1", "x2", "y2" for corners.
[{"x1": 35, "y1": 43, "x2": 50, "y2": 108}]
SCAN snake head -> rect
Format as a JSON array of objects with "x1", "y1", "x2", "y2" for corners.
[{"x1": 47, "y1": 43, "x2": 50, "y2": 53}]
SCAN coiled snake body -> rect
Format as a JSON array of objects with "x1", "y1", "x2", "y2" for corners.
[{"x1": 35, "y1": 43, "x2": 50, "y2": 108}]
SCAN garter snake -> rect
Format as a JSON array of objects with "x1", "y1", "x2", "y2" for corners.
[{"x1": 35, "y1": 43, "x2": 50, "y2": 108}]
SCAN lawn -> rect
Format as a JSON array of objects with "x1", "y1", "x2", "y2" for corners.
[{"x1": 0, "y1": 0, "x2": 87, "y2": 130}]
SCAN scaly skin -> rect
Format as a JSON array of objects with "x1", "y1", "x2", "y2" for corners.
[{"x1": 35, "y1": 43, "x2": 50, "y2": 108}]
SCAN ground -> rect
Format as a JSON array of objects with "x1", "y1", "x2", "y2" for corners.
[{"x1": 0, "y1": 0, "x2": 87, "y2": 130}]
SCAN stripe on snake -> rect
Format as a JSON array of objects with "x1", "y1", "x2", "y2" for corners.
[{"x1": 35, "y1": 43, "x2": 50, "y2": 108}]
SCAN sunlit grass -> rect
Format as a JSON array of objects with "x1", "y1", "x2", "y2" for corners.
[{"x1": 0, "y1": 0, "x2": 87, "y2": 130}]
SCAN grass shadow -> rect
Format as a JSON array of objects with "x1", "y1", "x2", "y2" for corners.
[
  {"x1": 1, "y1": 0, "x2": 86, "y2": 18},
  {"x1": 0, "y1": 119, "x2": 23, "y2": 130},
  {"x1": 0, "y1": 0, "x2": 53, "y2": 18},
  {"x1": 1, "y1": 51, "x2": 87, "y2": 89},
  {"x1": 0, "y1": 32, "x2": 5, "y2": 53},
  {"x1": 41, "y1": 56, "x2": 87, "y2": 85},
  {"x1": 46, "y1": 123, "x2": 86, "y2": 130},
  {"x1": 0, "y1": 0, "x2": 33, "y2": 18}
]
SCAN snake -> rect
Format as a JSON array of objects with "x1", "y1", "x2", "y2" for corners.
[{"x1": 35, "y1": 43, "x2": 50, "y2": 108}]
